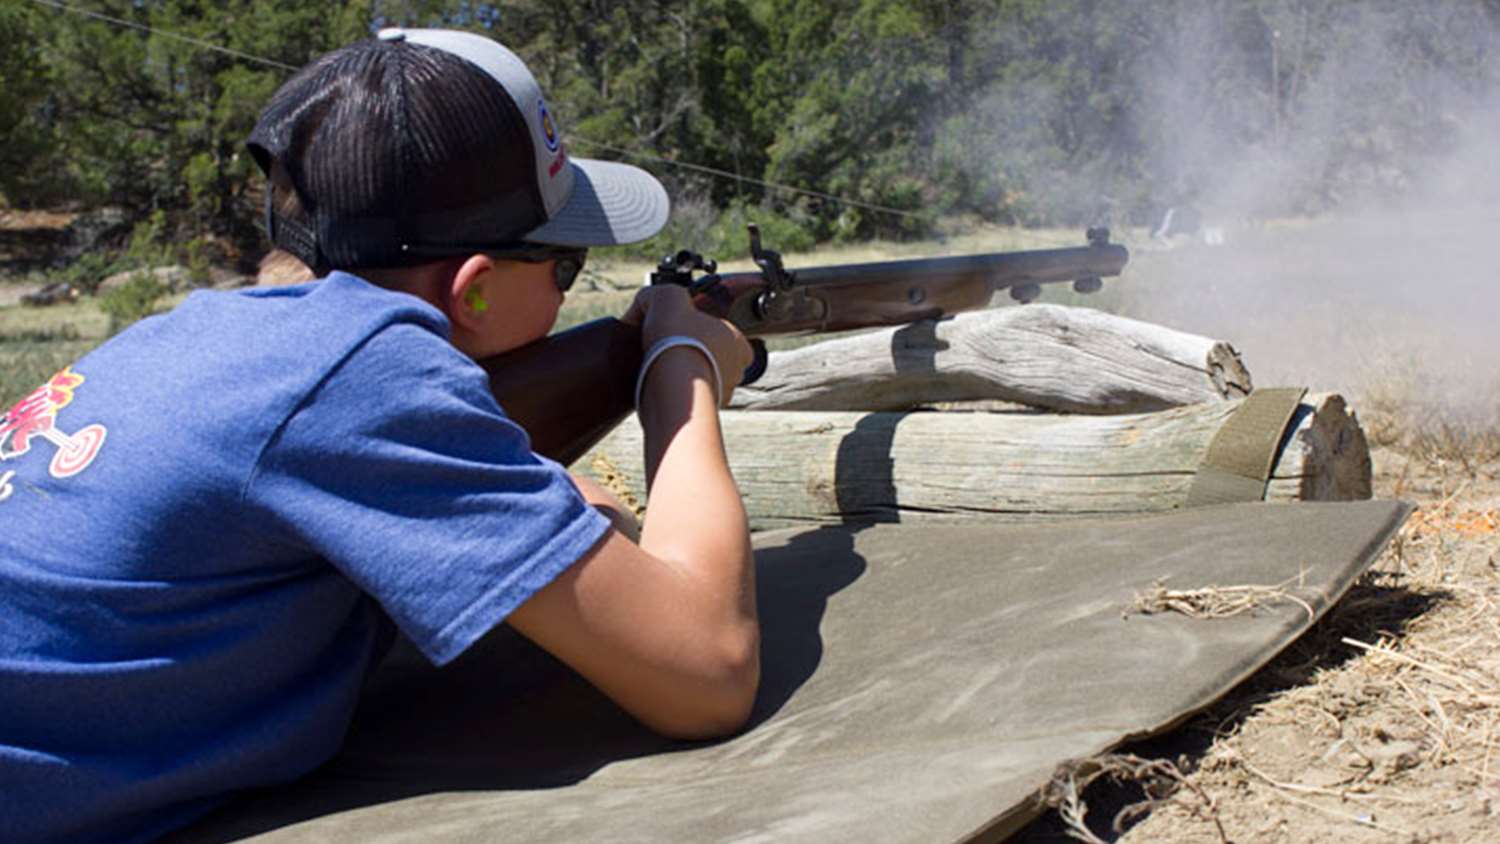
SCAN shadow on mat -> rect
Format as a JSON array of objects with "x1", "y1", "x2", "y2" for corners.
[
  {"x1": 174, "y1": 402, "x2": 916, "y2": 841},
  {"x1": 172, "y1": 525, "x2": 867, "y2": 843}
]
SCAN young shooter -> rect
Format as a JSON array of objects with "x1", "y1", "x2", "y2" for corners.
[{"x1": 0, "y1": 29, "x2": 758, "y2": 843}]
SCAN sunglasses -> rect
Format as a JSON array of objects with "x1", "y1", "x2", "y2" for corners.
[{"x1": 486, "y1": 243, "x2": 588, "y2": 293}]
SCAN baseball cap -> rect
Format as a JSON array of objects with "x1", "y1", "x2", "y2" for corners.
[{"x1": 246, "y1": 28, "x2": 668, "y2": 273}]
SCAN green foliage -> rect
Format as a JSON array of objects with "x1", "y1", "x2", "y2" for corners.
[
  {"x1": 60, "y1": 253, "x2": 123, "y2": 296},
  {"x1": 706, "y1": 201, "x2": 817, "y2": 256},
  {"x1": 6, "y1": 0, "x2": 1500, "y2": 251},
  {"x1": 749, "y1": 0, "x2": 945, "y2": 239},
  {"x1": 184, "y1": 238, "x2": 214, "y2": 286},
  {"x1": 124, "y1": 210, "x2": 172, "y2": 269},
  {"x1": 10, "y1": 1, "x2": 368, "y2": 246},
  {"x1": 0, "y1": 3, "x2": 67, "y2": 206},
  {"x1": 98, "y1": 274, "x2": 168, "y2": 336}
]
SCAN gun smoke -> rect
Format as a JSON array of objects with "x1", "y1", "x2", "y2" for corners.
[{"x1": 1089, "y1": 2, "x2": 1500, "y2": 429}]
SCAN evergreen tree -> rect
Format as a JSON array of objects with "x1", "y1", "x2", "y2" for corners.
[
  {"x1": 10, "y1": 1, "x2": 366, "y2": 251},
  {"x1": 5, "y1": 0, "x2": 1500, "y2": 250}
]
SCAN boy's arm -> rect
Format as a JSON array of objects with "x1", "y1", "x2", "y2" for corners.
[{"x1": 507, "y1": 287, "x2": 759, "y2": 740}]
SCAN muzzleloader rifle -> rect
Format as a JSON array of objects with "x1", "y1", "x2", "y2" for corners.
[{"x1": 484, "y1": 226, "x2": 1129, "y2": 464}]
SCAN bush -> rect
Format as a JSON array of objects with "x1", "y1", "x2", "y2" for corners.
[
  {"x1": 59, "y1": 252, "x2": 122, "y2": 295},
  {"x1": 97, "y1": 273, "x2": 166, "y2": 335},
  {"x1": 184, "y1": 237, "x2": 213, "y2": 287},
  {"x1": 706, "y1": 200, "x2": 818, "y2": 257},
  {"x1": 54, "y1": 209, "x2": 176, "y2": 296},
  {"x1": 124, "y1": 210, "x2": 171, "y2": 269}
]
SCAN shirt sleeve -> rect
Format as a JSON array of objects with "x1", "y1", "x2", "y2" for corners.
[{"x1": 243, "y1": 321, "x2": 611, "y2": 666}]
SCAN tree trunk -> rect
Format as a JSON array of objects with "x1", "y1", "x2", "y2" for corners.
[
  {"x1": 578, "y1": 393, "x2": 1371, "y2": 532},
  {"x1": 731, "y1": 305, "x2": 1252, "y2": 414}
]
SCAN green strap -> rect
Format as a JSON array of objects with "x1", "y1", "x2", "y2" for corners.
[{"x1": 1186, "y1": 387, "x2": 1308, "y2": 507}]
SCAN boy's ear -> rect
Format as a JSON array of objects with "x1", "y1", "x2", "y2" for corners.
[{"x1": 447, "y1": 254, "x2": 496, "y2": 332}]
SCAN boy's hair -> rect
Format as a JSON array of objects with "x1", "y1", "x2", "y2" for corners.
[{"x1": 246, "y1": 28, "x2": 668, "y2": 277}]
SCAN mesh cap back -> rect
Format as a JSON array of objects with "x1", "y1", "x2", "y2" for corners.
[{"x1": 248, "y1": 29, "x2": 668, "y2": 274}]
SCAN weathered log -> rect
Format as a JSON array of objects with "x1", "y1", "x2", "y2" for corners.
[
  {"x1": 730, "y1": 305, "x2": 1252, "y2": 414},
  {"x1": 578, "y1": 393, "x2": 1371, "y2": 531}
]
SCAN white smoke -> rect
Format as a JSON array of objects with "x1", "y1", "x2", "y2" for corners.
[{"x1": 1106, "y1": 2, "x2": 1500, "y2": 426}]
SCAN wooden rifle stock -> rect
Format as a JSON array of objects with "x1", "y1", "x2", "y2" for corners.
[
  {"x1": 478, "y1": 276, "x2": 753, "y2": 466},
  {"x1": 479, "y1": 318, "x2": 642, "y2": 466}
]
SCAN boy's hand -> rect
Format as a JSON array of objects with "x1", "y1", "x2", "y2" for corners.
[
  {"x1": 513, "y1": 284, "x2": 761, "y2": 740},
  {"x1": 621, "y1": 286, "x2": 753, "y2": 406}
]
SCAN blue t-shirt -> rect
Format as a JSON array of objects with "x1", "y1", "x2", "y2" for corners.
[{"x1": 0, "y1": 272, "x2": 611, "y2": 843}]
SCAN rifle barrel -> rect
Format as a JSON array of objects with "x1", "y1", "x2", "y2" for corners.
[
  {"x1": 714, "y1": 242, "x2": 1128, "y2": 335},
  {"x1": 792, "y1": 243, "x2": 1129, "y2": 289}
]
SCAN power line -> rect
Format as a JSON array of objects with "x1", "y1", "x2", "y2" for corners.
[
  {"x1": 29, "y1": 0, "x2": 918, "y2": 220},
  {"x1": 28, "y1": 0, "x2": 300, "y2": 72},
  {"x1": 570, "y1": 138, "x2": 923, "y2": 219}
]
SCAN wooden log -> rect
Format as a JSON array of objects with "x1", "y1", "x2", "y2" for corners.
[
  {"x1": 730, "y1": 305, "x2": 1252, "y2": 414},
  {"x1": 1266, "y1": 393, "x2": 1373, "y2": 504},
  {"x1": 578, "y1": 393, "x2": 1371, "y2": 532}
]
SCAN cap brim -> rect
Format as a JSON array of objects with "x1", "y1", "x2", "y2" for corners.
[{"x1": 522, "y1": 158, "x2": 669, "y2": 247}]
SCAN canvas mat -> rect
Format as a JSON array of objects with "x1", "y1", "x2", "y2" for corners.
[{"x1": 175, "y1": 500, "x2": 1410, "y2": 843}]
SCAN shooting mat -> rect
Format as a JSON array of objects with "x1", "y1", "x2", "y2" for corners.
[{"x1": 176, "y1": 500, "x2": 1409, "y2": 844}]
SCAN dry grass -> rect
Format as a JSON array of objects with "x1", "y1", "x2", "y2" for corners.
[
  {"x1": 1027, "y1": 409, "x2": 1500, "y2": 842},
  {"x1": 1129, "y1": 576, "x2": 1316, "y2": 622},
  {"x1": 1360, "y1": 377, "x2": 1500, "y2": 479},
  {"x1": 1041, "y1": 754, "x2": 1230, "y2": 844}
]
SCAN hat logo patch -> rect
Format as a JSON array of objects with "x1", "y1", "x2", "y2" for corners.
[{"x1": 538, "y1": 99, "x2": 560, "y2": 153}]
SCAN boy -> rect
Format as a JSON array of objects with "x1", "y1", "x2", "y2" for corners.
[{"x1": 0, "y1": 28, "x2": 758, "y2": 843}]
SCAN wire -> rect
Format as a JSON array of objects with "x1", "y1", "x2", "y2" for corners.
[
  {"x1": 570, "y1": 138, "x2": 923, "y2": 219},
  {"x1": 28, "y1": 0, "x2": 918, "y2": 220},
  {"x1": 27, "y1": 0, "x2": 300, "y2": 71}
]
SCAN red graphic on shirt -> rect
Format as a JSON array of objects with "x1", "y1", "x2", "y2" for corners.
[{"x1": 0, "y1": 366, "x2": 108, "y2": 479}]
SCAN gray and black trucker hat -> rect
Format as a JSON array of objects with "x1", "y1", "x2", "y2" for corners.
[{"x1": 247, "y1": 28, "x2": 668, "y2": 273}]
